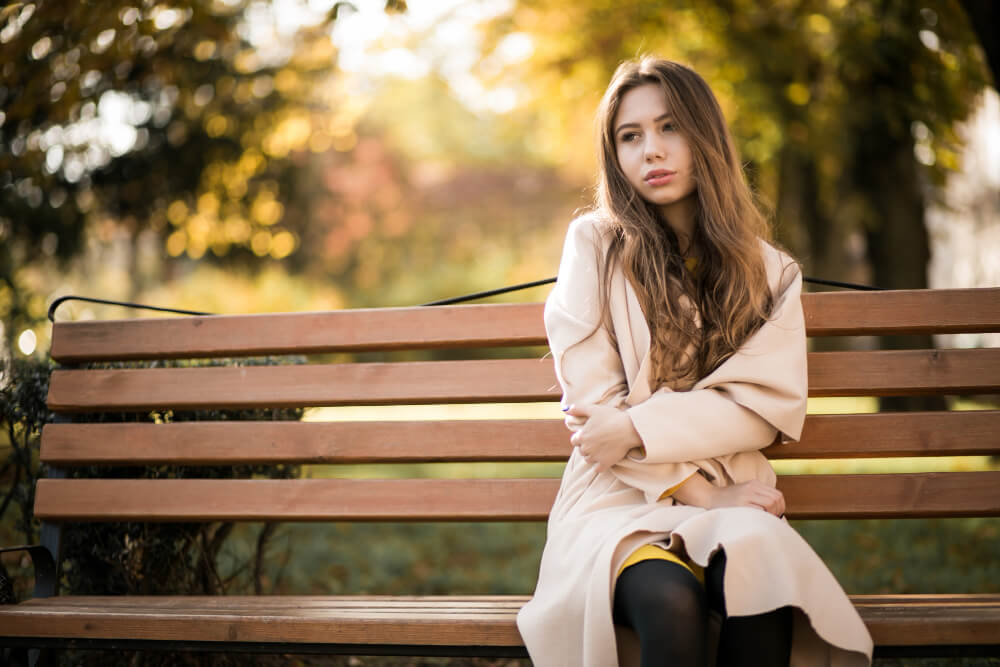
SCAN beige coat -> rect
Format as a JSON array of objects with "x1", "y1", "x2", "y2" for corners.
[{"x1": 517, "y1": 213, "x2": 873, "y2": 666}]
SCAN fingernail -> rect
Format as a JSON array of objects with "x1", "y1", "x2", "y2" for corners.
[{"x1": 561, "y1": 405, "x2": 569, "y2": 412}]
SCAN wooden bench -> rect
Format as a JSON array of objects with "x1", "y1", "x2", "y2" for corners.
[{"x1": 2, "y1": 286, "x2": 1000, "y2": 660}]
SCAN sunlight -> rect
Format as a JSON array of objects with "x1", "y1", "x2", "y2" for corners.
[{"x1": 329, "y1": 0, "x2": 519, "y2": 114}]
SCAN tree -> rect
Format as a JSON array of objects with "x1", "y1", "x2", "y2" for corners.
[
  {"x1": 478, "y1": 0, "x2": 989, "y2": 288},
  {"x1": 477, "y1": 0, "x2": 991, "y2": 412},
  {"x1": 0, "y1": 0, "x2": 360, "y2": 354}
]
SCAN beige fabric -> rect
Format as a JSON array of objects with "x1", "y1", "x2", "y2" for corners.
[{"x1": 517, "y1": 213, "x2": 873, "y2": 667}]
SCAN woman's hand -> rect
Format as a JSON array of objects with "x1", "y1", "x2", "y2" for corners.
[
  {"x1": 564, "y1": 403, "x2": 642, "y2": 472},
  {"x1": 704, "y1": 480, "x2": 785, "y2": 517},
  {"x1": 670, "y1": 474, "x2": 785, "y2": 517}
]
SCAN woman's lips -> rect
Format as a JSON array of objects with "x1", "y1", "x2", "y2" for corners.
[{"x1": 645, "y1": 170, "x2": 675, "y2": 186}]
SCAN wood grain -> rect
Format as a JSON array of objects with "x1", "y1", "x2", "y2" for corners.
[
  {"x1": 776, "y1": 471, "x2": 1000, "y2": 519},
  {"x1": 801, "y1": 287, "x2": 1000, "y2": 336},
  {"x1": 46, "y1": 358, "x2": 560, "y2": 412},
  {"x1": 40, "y1": 410, "x2": 1000, "y2": 465},
  {"x1": 1, "y1": 595, "x2": 998, "y2": 647},
  {"x1": 33, "y1": 472, "x2": 1000, "y2": 522},
  {"x1": 45, "y1": 349, "x2": 1000, "y2": 412},
  {"x1": 50, "y1": 303, "x2": 547, "y2": 363},
  {"x1": 48, "y1": 288, "x2": 1000, "y2": 363},
  {"x1": 762, "y1": 410, "x2": 1000, "y2": 459},
  {"x1": 806, "y1": 348, "x2": 1000, "y2": 397}
]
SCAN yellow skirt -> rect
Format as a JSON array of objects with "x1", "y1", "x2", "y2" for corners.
[{"x1": 616, "y1": 544, "x2": 705, "y2": 585}]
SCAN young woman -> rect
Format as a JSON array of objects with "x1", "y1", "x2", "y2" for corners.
[{"x1": 516, "y1": 57, "x2": 873, "y2": 667}]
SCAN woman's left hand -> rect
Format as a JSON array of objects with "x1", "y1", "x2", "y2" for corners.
[{"x1": 565, "y1": 403, "x2": 643, "y2": 472}]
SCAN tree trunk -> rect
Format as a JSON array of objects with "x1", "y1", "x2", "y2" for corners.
[
  {"x1": 775, "y1": 144, "x2": 859, "y2": 353},
  {"x1": 855, "y1": 124, "x2": 946, "y2": 412},
  {"x1": 959, "y1": 0, "x2": 999, "y2": 87}
]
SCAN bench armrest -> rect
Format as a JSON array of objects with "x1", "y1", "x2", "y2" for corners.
[{"x1": 0, "y1": 545, "x2": 57, "y2": 600}]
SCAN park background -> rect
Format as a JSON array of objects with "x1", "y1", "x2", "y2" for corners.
[{"x1": 1, "y1": 0, "x2": 999, "y2": 665}]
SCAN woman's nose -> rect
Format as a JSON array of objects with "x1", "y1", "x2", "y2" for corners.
[{"x1": 644, "y1": 137, "x2": 665, "y2": 160}]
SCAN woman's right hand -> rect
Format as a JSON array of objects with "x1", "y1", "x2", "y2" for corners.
[{"x1": 702, "y1": 480, "x2": 785, "y2": 517}]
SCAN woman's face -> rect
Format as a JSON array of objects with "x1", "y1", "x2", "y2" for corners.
[{"x1": 612, "y1": 83, "x2": 697, "y2": 230}]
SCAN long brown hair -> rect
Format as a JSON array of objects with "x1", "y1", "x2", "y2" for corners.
[{"x1": 590, "y1": 56, "x2": 791, "y2": 389}]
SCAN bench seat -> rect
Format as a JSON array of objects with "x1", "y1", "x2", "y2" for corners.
[{"x1": 3, "y1": 595, "x2": 999, "y2": 656}]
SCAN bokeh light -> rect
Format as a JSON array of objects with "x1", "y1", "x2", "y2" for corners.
[{"x1": 17, "y1": 329, "x2": 37, "y2": 356}]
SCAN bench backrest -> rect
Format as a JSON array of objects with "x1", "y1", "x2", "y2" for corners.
[{"x1": 38, "y1": 287, "x2": 1000, "y2": 524}]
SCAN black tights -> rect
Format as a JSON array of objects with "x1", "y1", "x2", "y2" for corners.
[{"x1": 612, "y1": 551, "x2": 793, "y2": 667}]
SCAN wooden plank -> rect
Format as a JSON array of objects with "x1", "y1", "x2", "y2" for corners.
[
  {"x1": 40, "y1": 420, "x2": 571, "y2": 465},
  {"x1": 41, "y1": 411, "x2": 1000, "y2": 466},
  {"x1": 49, "y1": 303, "x2": 548, "y2": 363},
  {"x1": 46, "y1": 359, "x2": 560, "y2": 413},
  {"x1": 33, "y1": 478, "x2": 562, "y2": 522},
  {"x1": 761, "y1": 410, "x2": 1000, "y2": 459},
  {"x1": 0, "y1": 596, "x2": 528, "y2": 646},
  {"x1": 854, "y1": 595, "x2": 1000, "y2": 646},
  {"x1": 47, "y1": 288, "x2": 1000, "y2": 363},
  {"x1": 33, "y1": 472, "x2": 1000, "y2": 522},
  {"x1": 852, "y1": 594, "x2": 1000, "y2": 606},
  {"x1": 807, "y1": 349, "x2": 1000, "y2": 397},
  {"x1": 19, "y1": 596, "x2": 530, "y2": 611},
  {"x1": 44, "y1": 349, "x2": 1000, "y2": 413},
  {"x1": 1, "y1": 595, "x2": 998, "y2": 647},
  {"x1": 803, "y1": 287, "x2": 1000, "y2": 336},
  {"x1": 777, "y1": 471, "x2": 1000, "y2": 519}
]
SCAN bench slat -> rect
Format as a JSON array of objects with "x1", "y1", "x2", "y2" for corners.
[
  {"x1": 802, "y1": 287, "x2": 1000, "y2": 336},
  {"x1": 0, "y1": 596, "x2": 527, "y2": 646},
  {"x1": 33, "y1": 478, "x2": 559, "y2": 522},
  {"x1": 46, "y1": 359, "x2": 558, "y2": 413},
  {"x1": 807, "y1": 348, "x2": 1000, "y2": 397},
  {"x1": 779, "y1": 471, "x2": 1000, "y2": 519},
  {"x1": 39, "y1": 420, "x2": 569, "y2": 465},
  {"x1": 49, "y1": 303, "x2": 548, "y2": 363},
  {"x1": 39, "y1": 411, "x2": 1000, "y2": 465},
  {"x1": 1, "y1": 595, "x2": 998, "y2": 648},
  {"x1": 33, "y1": 472, "x2": 1000, "y2": 522},
  {"x1": 765, "y1": 410, "x2": 1000, "y2": 459},
  {"x1": 48, "y1": 288, "x2": 1000, "y2": 363},
  {"x1": 45, "y1": 349, "x2": 1000, "y2": 412}
]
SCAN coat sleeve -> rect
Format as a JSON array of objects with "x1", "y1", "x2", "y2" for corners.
[
  {"x1": 544, "y1": 214, "x2": 631, "y2": 411},
  {"x1": 544, "y1": 215, "x2": 701, "y2": 500},
  {"x1": 624, "y1": 256, "x2": 808, "y2": 465}
]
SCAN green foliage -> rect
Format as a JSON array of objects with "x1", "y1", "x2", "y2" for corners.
[
  {"x1": 478, "y1": 0, "x2": 991, "y2": 293},
  {"x1": 269, "y1": 522, "x2": 547, "y2": 596},
  {"x1": 793, "y1": 518, "x2": 1000, "y2": 595},
  {"x1": 0, "y1": 356, "x2": 52, "y2": 545},
  {"x1": 0, "y1": 0, "x2": 343, "y2": 352}
]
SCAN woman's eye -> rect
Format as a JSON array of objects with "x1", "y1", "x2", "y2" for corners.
[
  {"x1": 621, "y1": 132, "x2": 638, "y2": 142},
  {"x1": 662, "y1": 122, "x2": 675, "y2": 132}
]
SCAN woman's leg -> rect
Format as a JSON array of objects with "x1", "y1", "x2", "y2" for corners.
[
  {"x1": 612, "y1": 558, "x2": 708, "y2": 667},
  {"x1": 704, "y1": 551, "x2": 793, "y2": 667}
]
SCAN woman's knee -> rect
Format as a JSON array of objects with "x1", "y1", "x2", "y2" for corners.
[{"x1": 615, "y1": 559, "x2": 707, "y2": 624}]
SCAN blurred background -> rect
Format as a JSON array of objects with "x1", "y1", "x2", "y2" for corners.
[
  {"x1": 1, "y1": 0, "x2": 997, "y2": 357},
  {"x1": 1, "y1": 2, "x2": 999, "y2": 665}
]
